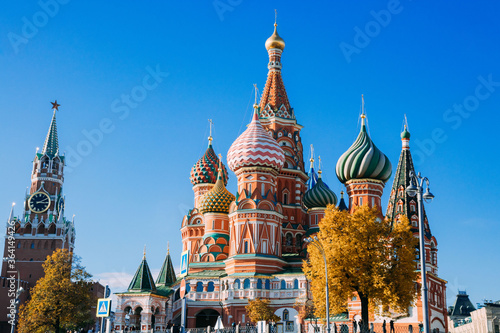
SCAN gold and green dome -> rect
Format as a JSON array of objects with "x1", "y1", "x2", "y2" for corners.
[
  {"x1": 199, "y1": 162, "x2": 235, "y2": 214},
  {"x1": 336, "y1": 116, "x2": 392, "y2": 183}
]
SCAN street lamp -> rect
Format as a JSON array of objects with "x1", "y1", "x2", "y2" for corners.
[
  {"x1": 304, "y1": 236, "x2": 330, "y2": 333},
  {"x1": 405, "y1": 171, "x2": 434, "y2": 333}
]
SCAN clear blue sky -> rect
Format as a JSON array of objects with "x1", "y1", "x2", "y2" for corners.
[{"x1": 1, "y1": 1, "x2": 499, "y2": 308}]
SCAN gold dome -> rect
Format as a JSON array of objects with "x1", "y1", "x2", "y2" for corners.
[{"x1": 265, "y1": 23, "x2": 285, "y2": 51}]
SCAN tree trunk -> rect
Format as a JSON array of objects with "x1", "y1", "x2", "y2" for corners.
[{"x1": 359, "y1": 294, "x2": 369, "y2": 333}]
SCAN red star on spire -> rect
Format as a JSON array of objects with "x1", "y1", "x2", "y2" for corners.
[{"x1": 50, "y1": 100, "x2": 60, "y2": 111}]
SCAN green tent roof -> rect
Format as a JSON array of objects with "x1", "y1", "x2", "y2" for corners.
[
  {"x1": 128, "y1": 256, "x2": 156, "y2": 292},
  {"x1": 42, "y1": 110, "x2": 59, "y2": 158},
  {"x1": 156, "y1": 252, "x2": 176, "y2": 286}
]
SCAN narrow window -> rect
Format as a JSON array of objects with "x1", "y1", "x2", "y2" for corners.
[
  {"x1": 248, "y1": 184, "x2": 252, "y2": 195},
  {"x1": 359, "y1": 197, "x2": 363, "y2": 206},
  {"x1": 261, "y1": 183, "x2": 266, "y2": 196},
  {"x1": 283, "y1": 193, "x2": 288, "y2": 205}
]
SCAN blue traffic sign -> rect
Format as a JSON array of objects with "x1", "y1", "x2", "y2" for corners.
[{"x1": 96, "y1": 298, "x2": 111, "y2": 317}]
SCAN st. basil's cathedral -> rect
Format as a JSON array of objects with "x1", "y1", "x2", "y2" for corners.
[
  {"x1": 0, "y1": 19, "x2": 448, "y2": 333},
  {"x1": 113, "y1": 21, "x2": 448, "y2": 333}
]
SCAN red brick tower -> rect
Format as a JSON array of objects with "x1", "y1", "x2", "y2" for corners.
[
  {"x1": 0, "y1": 101, "x2": 75, "y2": 330},
  {"x1": 258, "y1": 22, "x2": 309, "y2": 255}
]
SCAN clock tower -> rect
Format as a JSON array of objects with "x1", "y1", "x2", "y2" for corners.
[{"x1": 0, "y1": 101, "x2": 75, "y2": 328}]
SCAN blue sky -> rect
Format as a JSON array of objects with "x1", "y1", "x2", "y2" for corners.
[{"x1": 1, "y1": 1, "x2": 499, "y2": 308}]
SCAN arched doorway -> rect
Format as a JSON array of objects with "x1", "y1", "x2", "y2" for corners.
[{"x1": 195, "y1": 309, "x2": 219, "y2": 328}]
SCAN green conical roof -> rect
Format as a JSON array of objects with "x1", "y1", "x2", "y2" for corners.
[
  {"x1": 128, "y1": 255, "x2": 156, "y2": 292},
  {"x1": 156, "y1": 251, "x2": 176, "y2": 286},
  {"x1": 42, "y1": 109, "x2": 59, "y2": 158}
]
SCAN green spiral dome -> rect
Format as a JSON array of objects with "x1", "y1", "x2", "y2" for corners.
[
  {"x1": 336, "y1": 123, "x2": 392, "y2": 183},
  {"x1": 303, "y1": 177, "x2": 337, "y2": 209}
]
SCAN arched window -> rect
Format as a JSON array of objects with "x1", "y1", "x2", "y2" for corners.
[
  {"x1": 286, "y1": 234, "x2": 292, "y2": 246},
  {"x1": 243, "y1": 279, "x2": 250, "y2": 289},
  {"x1": 261, "y1": 183, "x2": 266, "y2": 196},
  {"x1": 196, "y1": 282, "x2": 204, "y2": 292},
  {"x1": 283, "y1": 309, "x2": 289, "y2": 321},
  {"x1": 17, "y1": 242, "x2": 21, "y2": 249},
  {"x1": 234, "y1": 279, "x2": 240, "y2": 289},
  {"x1": 280, "y1": 280, "x2": 286, "y2": 289},
  {"x1": 30, "y1": 242, "x2": 35, "y2": 249},
  {"x1": 296, "y1": 235, "x2": 302, "y2": 249},
  {"x1": 207, "y1": 282, "x2": 215, "y2": 292},
  {"x1": 248, "y1": 184, "x2": 252, "y2": 195},
  {"x1": 244, "y1": 241, "x2": 249, "y2": 254},
  {"x1": 257, "y1": 279, "x2": 262, "y2": 289},
  {"x1": 283, "y1": 193, "x2": 288, "y2": 205},
  {"x1": 293, "y1": 279, "x2": 299, "y2": 289},
  {"x1": 265, "y1": 279, "x2": 270, "y2": 290}
]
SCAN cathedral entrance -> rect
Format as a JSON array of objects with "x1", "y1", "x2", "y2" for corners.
[{"x1": 195, "y1": 309, "x2": 219, "y2": 328}]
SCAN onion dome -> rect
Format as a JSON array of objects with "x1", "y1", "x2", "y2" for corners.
[
  {"x1": 190, "y1": 140, "x2": 228, "y2": 186},
  {"x1": 265, "y1": 23, "x2": 285, "y2": 51},
  {"x1": 303, "y1": 159, "x2": 337, "y2": 209},
  {"x1": 227, "y1": 107, "x2": 285, "y2": 172},
  {"x1": 401, "y1": 125, "x2": 411, "y2": 139},
  {"x1": 336, "y1": 115, "x2": 392, "y2": 183},
  {"x1": 199, "y1": 159, "x2": 236, "y2": 214}
]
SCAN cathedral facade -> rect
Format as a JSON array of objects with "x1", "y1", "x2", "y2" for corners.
[{"x1": 114, "y1": 22, "x2": 448, "y2": 333}]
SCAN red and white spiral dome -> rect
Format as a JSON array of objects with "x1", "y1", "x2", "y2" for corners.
[{"x1": 227, "y1": 109, "x2": 285, "y2": 172}]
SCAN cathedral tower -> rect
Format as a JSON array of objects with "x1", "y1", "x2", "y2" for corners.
[
  {"x1": 226, "y1": 105, "x2": 286, "y2": 274},
  {"x1": 258, "y1": 23, "x2": 309, "y2": 253},
  {"x1": 336, "y1": 101, "x2": 392, "y2": 214},
  {"x1": 385, "y1": 123, "x2": 448, "y2": 331}
]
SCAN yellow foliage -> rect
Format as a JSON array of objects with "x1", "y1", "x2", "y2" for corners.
[
  {"x1": 246, "y1": 298, "x2": 281, "y2": 323},
  {"x1": 18, "y1": 249, "x2": 95, "y2": 333},
  {"x1": 303, "y1": 205, "x2": 418, "y2": 326}
]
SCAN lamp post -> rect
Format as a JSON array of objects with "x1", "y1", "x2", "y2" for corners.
[
  {"x1": 304, "y1": 236, "x2": 330, "y2": 333},
  {"x1": 405, "y1": 171, "x2": 435, "y2": 333}
]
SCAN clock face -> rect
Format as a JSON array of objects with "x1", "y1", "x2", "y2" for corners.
[
  {"x1": 56, "y1": 197, "x2": 65, "y2": 215},
  {"x1": 29, "y1": 192, "x2": 51, "y2": 213}
]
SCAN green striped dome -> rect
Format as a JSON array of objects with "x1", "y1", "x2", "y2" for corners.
[
  {"x1": 303, "y1": 178, "x2": 337, "y2": 209},
  {"x1": 336, "y1": 123, "x2": 392, "y2": 183}
]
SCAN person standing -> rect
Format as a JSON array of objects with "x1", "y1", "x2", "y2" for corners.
[
  {"x1": 382, "y1": 320, "x2": 387, "y2": 333},
  {"x1": 389, "y1": 320, "x2": 395, "y2": 333},
  {"x1": 353, "y1": 320, "x2": 357, "y2": 333}
]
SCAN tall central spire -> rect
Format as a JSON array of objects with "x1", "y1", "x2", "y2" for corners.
[
  {"x1": 42, "y1": 101, "x2": 60, "y2": 158},
  {"x1": 259, "y1": 19, "x2": 293, "y2": 119}
]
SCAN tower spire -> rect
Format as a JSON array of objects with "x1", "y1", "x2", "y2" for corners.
[
  {"x1": 309, "y1": 144, "x2": 314, "y2": 169},
  {"x1": 318, "y1": 156, "x2": 322, "y2": 178},
  {"x1": 360, "y1": 94, "x2": 366, "y2": 127},
  {"x1": 7, "y1": 202, "x2": 15, "y2": 225},
  {"x1": 208, "y1": 119, "x2": 214, "y2": 146},
  {"x1": 42, "y1": 101, "x2": 60, "y2": 158}
]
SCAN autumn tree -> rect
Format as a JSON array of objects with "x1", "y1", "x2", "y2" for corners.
[
  {"x1": 246, "y1": 298, "x2": 281, "y2": 323},
  {"x1": 18, "y1": 249, "x2": 95, "y2": 333},
  {"x1": 303, "y1": 205, "x2": 418, "y2": 332}
]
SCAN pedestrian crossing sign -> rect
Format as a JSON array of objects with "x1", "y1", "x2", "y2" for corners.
[{"x1": 96, "y1": 298, "x2": 111, "y2": 317}]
